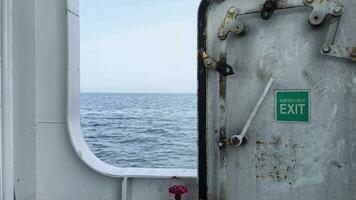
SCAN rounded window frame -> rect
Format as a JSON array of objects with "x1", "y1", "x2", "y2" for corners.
[{"x1": 65, "y1": 0, "x2": 196, "y2": 178}]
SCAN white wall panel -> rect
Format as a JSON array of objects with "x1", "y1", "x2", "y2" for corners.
[
  {"x1": 35, "y1": 0, "x2": 67, "y2": 123},
  {"x1": 13, "y1": 0, "x2": 37, "y2": 199},
  {"x1": 36, "y1": 123, "x2": 121, "y2": 200}
]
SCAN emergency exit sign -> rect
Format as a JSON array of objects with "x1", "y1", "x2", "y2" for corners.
[{"x1": 275, "y1": 90, "x2": 310, "y2": 122}]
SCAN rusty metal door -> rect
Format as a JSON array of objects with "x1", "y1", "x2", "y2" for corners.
[{"x1": 198, "y1": 0, "x2": 356, "y2": 199}]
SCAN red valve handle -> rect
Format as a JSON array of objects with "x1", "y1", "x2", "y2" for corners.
[{"x1": 169, "y1": 185, "x2": 188, "y2": 200}]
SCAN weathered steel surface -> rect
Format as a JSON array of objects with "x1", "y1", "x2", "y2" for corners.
[{"x1": 202, "y1": 0, "x2": 356, "y2": 199}]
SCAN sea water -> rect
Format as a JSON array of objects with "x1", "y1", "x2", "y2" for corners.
[{"x1": 80, "y1": 93, "x2": 197, "y2": 169}]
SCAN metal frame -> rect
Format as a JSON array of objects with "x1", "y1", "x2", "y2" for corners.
[
  {"x1": 198, "y1": 0, "x2": 209, "y2": 199},
  {"x1": 65, "y1": 0, "x2": 196, "y2": 179},
  {"x1": 1, "y1": 0, "x2": 14, "y2": 199}
]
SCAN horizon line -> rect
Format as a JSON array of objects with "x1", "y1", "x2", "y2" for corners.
[{"x1": 80, "y1": 91, "x2": 197, "y2": 94}]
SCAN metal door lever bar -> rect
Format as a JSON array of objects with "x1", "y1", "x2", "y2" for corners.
[
  {"x1": 319, "y1": 16, "x2": 356, "y2": 62},
  {"x1": 229, "y1": 78, "x2": 275, "y2": 147}
]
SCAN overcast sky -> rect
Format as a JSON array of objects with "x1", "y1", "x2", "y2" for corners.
[{"x1": 80, "y1": 1, "x2": 199, "y2": 93}]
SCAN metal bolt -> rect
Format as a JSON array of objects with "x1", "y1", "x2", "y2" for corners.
[
  {"x1": 333, "y1": 5, "x2": 343, "y2": 15},
  {"x1": 218, "y1": 142, "x2": 224, "y2": 147},
  {"x1": 228, "y1": 7, "x2": 238, "y2": 15},
  {"x1": 351, "y1": 50, "x2": 356, "y2": 57},
  {"x1": 230, "y1": 135, "x2": 241, "y2": 146},
  {"x1": 322, "y1": 45, "x2": 331, "y2": 53},
  {"x1": 304, "y1": 0, "x2": 314, "y2": 5}
]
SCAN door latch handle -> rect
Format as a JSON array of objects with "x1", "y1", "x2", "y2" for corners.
[
  {"x1": 200, "y1": 49, "x2": 234, "y2": 76},
  {"x1": 229, "y1": 78, "x2": 275, "y2": 147}
]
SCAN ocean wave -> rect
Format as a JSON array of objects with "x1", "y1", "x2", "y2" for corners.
[{"x1": 81, "y1": 93, "x2": 197, "y2": 169}]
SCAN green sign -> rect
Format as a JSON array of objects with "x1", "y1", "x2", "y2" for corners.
[{"x1": 275, "y1": 90, "x2": 310, "y2": 122}]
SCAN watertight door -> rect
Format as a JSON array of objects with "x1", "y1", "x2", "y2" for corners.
[{"x1": 198, "y1": 0, "x2": 356, "y2": 199}]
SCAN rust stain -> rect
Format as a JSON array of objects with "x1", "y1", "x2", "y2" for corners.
[
  {"x1": 219, "y1": 76, "x2": 227, "y2": 100},
  {"x1": 256, "y1": 140, "x2": 265, "y2": 145},
  {"x1": 218, "y1": 68, "x2": 228, "y2": 200},
  {"x1": 351, "y1": 48, "x2": 356, "y2": 61},
  {"x1": 255, "y1": 137, "x2": 297, "y2": 186},
  {"x1": 219, "y1": 75, "x2": 227, "y2": 150}
]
